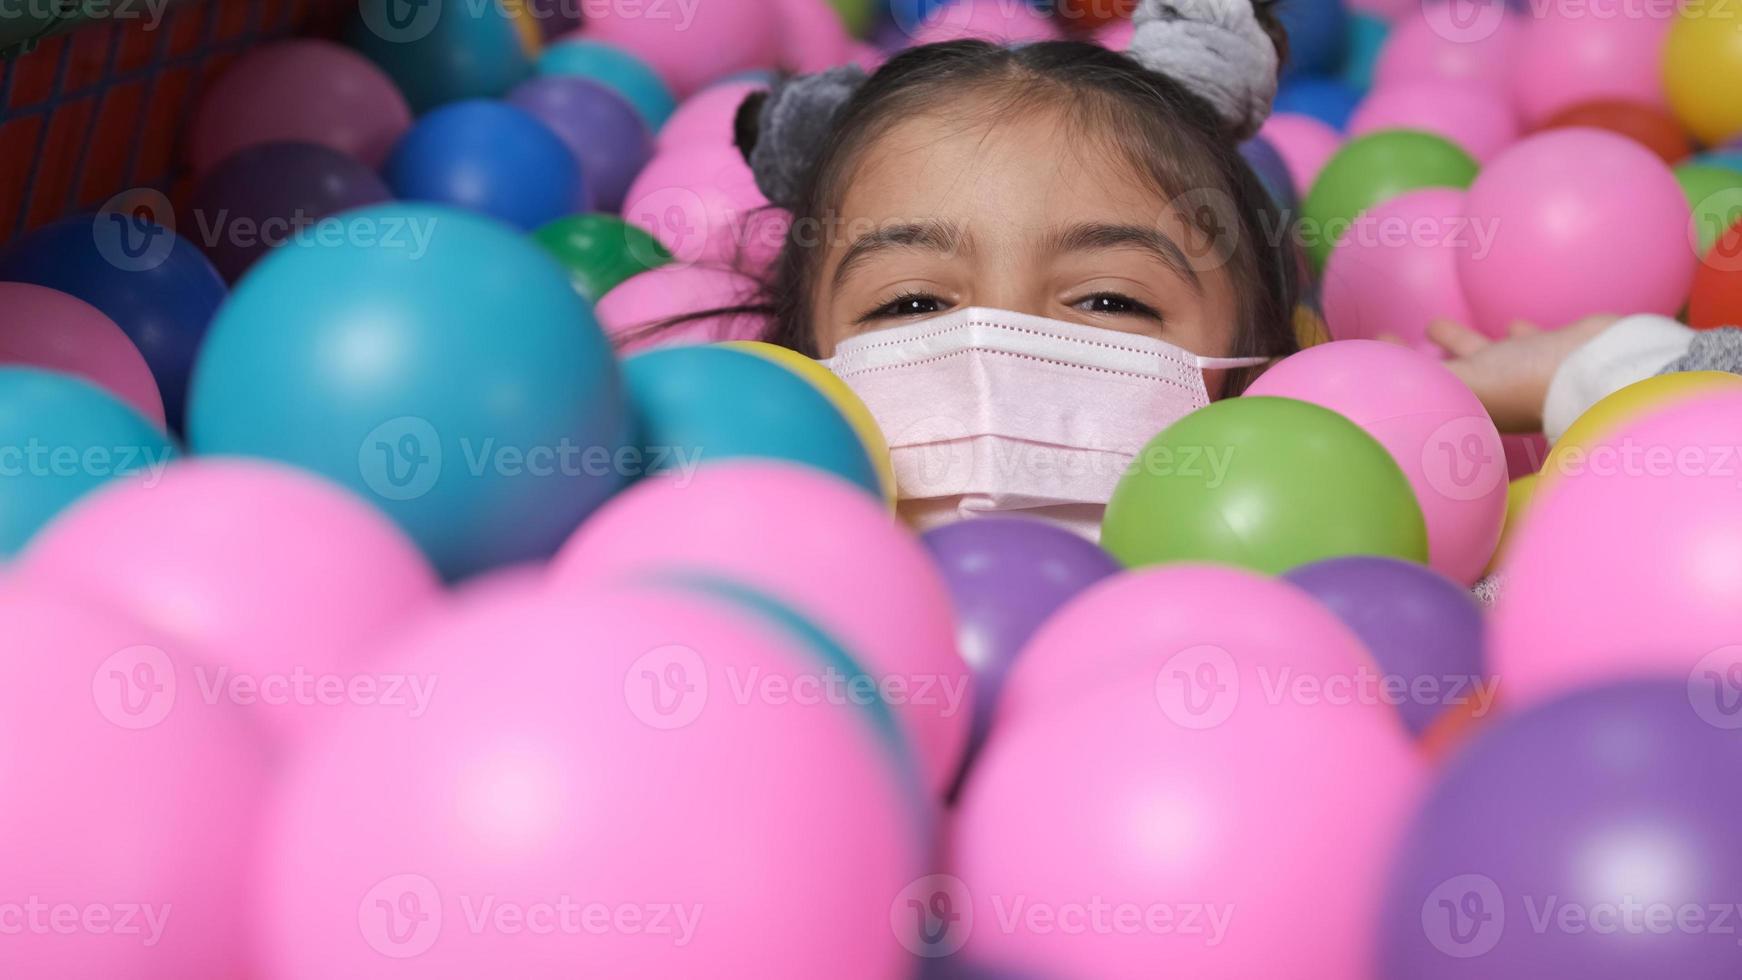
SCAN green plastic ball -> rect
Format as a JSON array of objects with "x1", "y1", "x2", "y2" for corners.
[
  {"x1": 829, "y1": 0, "x2": 877, "y2": 36},
  {"x1": 1301, "y1": 130, "x2": 1479, "y2": 269},
  {"x1": 1675, "y1": 163, "x2": 1742, "y2": 258},
  {"x1": 532, "y1": 214, "x2": 672, "y2": 302},
  {"x1": 1101, "y1": 396, "x2": 1429, "y2": 575}
]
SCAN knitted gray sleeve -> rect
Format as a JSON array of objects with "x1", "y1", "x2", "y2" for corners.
[{"x1": 1660, "y1": 326, "x2": 1742, "y2": 377}]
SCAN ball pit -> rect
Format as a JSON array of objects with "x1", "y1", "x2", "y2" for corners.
[
  {"x1": 348, "y1": 0, "x2": 533, "y2": 112},
  {"x1": 1321, "y1": 188, "x2": 1476, "y2": 352},
  {"x1": 1509, "y1": 0, "x2": 1675, "y2": 127},
  {"x1": 1540, "y1": 98, "x2": 1693, "y2": 165},
  {"x1": 384, "y1": 100, "x2": 590, "y2": 231},
  {"x1": 538, "y1": 38, "x2": 679, "y2": 130},
  {"x1": 581, "y1": 0, "x2": 782, "y2": 97},
  {"x1": 1691, "y1": 217, "x2": 1742, "y2": 328},
  {"x1": 1373, "y1": 8, "x2": 1519, "y2": 94},
  {"x1": 0, "y1": 282, "x2": 165, "y2": 427},
  {"x1": 1346, "y1": 80, "x2": 1519, "y2": 163},
  {"x1": 1300, "y1": 130, "x2": 1478, "y2": 268},
  {"x1": 531, "y1": 213, "x2": 672, "y2": 301},
  {"x1": 622, "y1": 144, "x2": 792, "y2": 271},
  {"x1": 507, "y1": 76, "x2": 654, "y2": 213}
]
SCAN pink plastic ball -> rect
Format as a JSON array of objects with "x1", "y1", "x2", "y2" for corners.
[
  {"x1": 593, "y1": 264, "x2": 768, "y2": 352},
  {"x1": 552, "y1": 461, "x2": 969, "y2": 797},
  {"x1": 905, "y1": 0, "x2": 1063, "y2": 46},
  {"x1": 1258, "y1": 113, "x2": 1343, "y2": 193},
  {"x1": 951, "y1": 572, "x2": 1423, "y2": 979},
  {"x1": 850, "y1": 41, "x2": 888, "y2": 72},
  {"x1": 257, "y1": 585, "x2": 927, "y2": 978},
  {"x1": 1094, "y1": 16, "x2": 1135, "y2": 50},
  {"x1": 1508, "y1": 0, "x2": 1675, "y2": 126},
  {"x1": 1247, "y1": 340, "x2": 1507, "y2": 585},
  {"x1": 20, "y1": 460, "x2": 441, "y2": 741},
  {"x1": 1504, "y1": 432, "x2": 1548, "y2": 479},
  {"x1": 1457, "y1": 129, "x2": 1694, "y2": 336},
  {"x1": 0, "y1": 585, "x2": 268, "y2": 978},
  {"x1": 583, "y1": 0, "x2": 781, "y2": 96},
  {"x1": 1373, "y1": 8, "x2": 1520, "y2": 93},
  {"x1": 0, "y1": 282, "x2": 164, "y2": 428},
  {"x1": 1348, "y1": 80, "x2": 1520, "y2": 162},
  {"x1": 1321, "y1": 188, "x2": 1477, "y2": 354},
  {"x1": 1491, "y1": 390, "x2": 1742, "y2": 711},
  {"x1": 622, "y1": 145, "x2": 791, "y2": 273},
  {"x1": 774, "y1": 0, "x2": 855, "y2": 72},
  {"x1": 657, "y1": 81, "x2": 767, "y2": 151},
  {"x1": 188, "y1": 39, "x2": 412, "y2": 173}
]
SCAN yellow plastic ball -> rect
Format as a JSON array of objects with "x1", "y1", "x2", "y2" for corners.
[
  {"x1": 1294, "y1": 306, "x2": 1330, "y2": 349},
  {"x1": 1484, "y1": 473, "x2": 1540, "y2": 577},
  {"x1": 1665, "y1": 4, "x2": 1742, "y2": 146},
  {"x1": 720, "y1": 341, "x2": 898, "y2": 509},
  {"x1": 1543, "y1": 371, "x2": 1742, "y2": 483},
  {"x1": 503, "y1": 0, "x2": 544, "y2": 58}
]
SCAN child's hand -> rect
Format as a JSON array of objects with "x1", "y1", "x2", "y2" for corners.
[{"x1": 1429, "y1": 315, "x2": 1619, "y2": 434}]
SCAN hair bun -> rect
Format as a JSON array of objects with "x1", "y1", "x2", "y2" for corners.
[
  {"x1": 1129, "y1": 0, "x2": 1282, "y2": 140},
  {"x1": 738, "y1": 66, "x2": 868, "y2": 210}
]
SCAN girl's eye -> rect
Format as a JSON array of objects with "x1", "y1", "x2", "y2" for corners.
[
  {"x1": 861, "y1": 293, "x2": 949, "y2": 322},
  {"x1": 1074, "y1": 292, "x2": 1164, "y2": 320}
]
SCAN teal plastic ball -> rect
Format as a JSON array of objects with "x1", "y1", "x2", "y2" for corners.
[
  {"x1": 348, "y1": 0, "x2": 533, "y2": 113},
  {"x1": 538, "y1": 39, "x2": 677, "y2": 131},
  {"x1": 188, "y1": 203, "x2": 631, "y2": 579},
  {"x1": 622, "y1": 346, "x2": 881, "y2": 497},
  {"x1": 0, "y1": 367, "x2": 178, "y2": 557}
]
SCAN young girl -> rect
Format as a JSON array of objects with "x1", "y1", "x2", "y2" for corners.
[{"x1": 717, "y1": 0, "x2": 1741, "y2": 531}]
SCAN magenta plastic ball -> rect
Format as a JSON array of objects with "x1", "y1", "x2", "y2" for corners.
[
  {"x1": 0, "y1": 585, "x2": 269, "y2": 977},
  {"x1": 593, "y1": 263, "x2": 767, "y2": 352},
  {"x1": 1373, "y1": 8, "x2": 1520, "y2": 93},
  {"x1": 0, "y1": 282, "x2": 164, "y2": 427},
  {"x1": 622, "y1": 145, "x2": 791, "y2": 272},
  {"x1": 1247, "y1": 340, "x2": 1507, "y2": 585},
  {"x1": 552, "y1": 461, "x2": 970, "y2": 797},
  {"x1": 657, "y1": 81, "x2": 767, "y2": 152},
  {"x1": 188, "y1": 39, "x2": 412, "y2": 173},
  {"x1": 583, "y1": 0, "x2": 781, "y2": 96},
  {"x1": 1508, "y1": 0, "x2": 1675, "y2": 126},
  {"x1": 255, "y1": 584, "x2": 929, "y2": 977},
  {"x1": 774, "y1": 0, "x2": 855, "y2": 72},
  {"x1": 1348, "y1": 80, "x2": 1520, "y2": 163},
  {"x1": 1259, "y1": 113, "x2": 1343, "y2": 194},
  {"x1": 1457, "y1": 129, "x2": 1695, "y2": 336},
  {"x1": 1322, "y1": 188, "x2": 1477, "y2": 353},
  {"x1": 1490, "y1": 389, "x2": 1742, "y2": 711},
  {"x1": 507, "y1": 75, "x2": 654, "y2": 213},
  {"x1": 20, "y1": 459, "x2": 441, "y2": 742}
]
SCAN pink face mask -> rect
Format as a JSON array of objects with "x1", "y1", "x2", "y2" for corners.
[{"x1": 823, "y1": 307, "x2": 1267, "y2": 539}]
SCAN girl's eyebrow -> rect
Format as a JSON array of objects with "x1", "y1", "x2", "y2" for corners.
[
  {"x1": 1045, "y1": 223, "x2": 1203, "y2": 294},
  {"x1": 831, "y1": 221, "x2": 971, "y2": 288}
]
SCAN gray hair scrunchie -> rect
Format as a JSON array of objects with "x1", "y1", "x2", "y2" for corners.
[
  {"x1": 740, "y1": 65, "x2": 868, "y2": 210},
  {"x1": 1129, "y1": 0, "x2": 1280, "y2": 140}
]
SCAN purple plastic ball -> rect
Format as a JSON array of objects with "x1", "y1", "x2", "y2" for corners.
[{"x1": 508, "y1": 76, "x2": 654, "y2": 213}]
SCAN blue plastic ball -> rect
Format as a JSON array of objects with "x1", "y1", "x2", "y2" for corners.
[
  {"x1": 1274, "y1": 76, "x2": 1364, "y2": 131},
  {"x1": 1341, "y1": 12, "x2": 1390, "y2": 93},
  {"x1": 0, "y1": 215, "x2": 226, "y2": 432},
  {"x1": 188, "y1": 203, "x2": 631, "y2": 579},
  {"x1": 538, "y1": 39, "x2": 677, "y2": 131},
  {"x1": 1240, "y1": 135, "x2": 1299, "y2": 213},
  {"x1": 384, "y1": 100, "x2": 590, "y2": 231},
  {"x1": 347, "y1": 0, "x2": 533, "y2": 113},
  {"x1": 0, "y1": 368, "x2": 178, "y2": 557},
  {"x1": 1696, "y1": 150, "x2": 1742, "y2": 174},
  {"x1": 1275, "y1": 0, "x2": 1350, "y2": 78},
  {"x1": 622, "y1": 346, "x2": 882, "y2": 497}
]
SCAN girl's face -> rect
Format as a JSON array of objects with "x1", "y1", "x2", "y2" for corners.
[{"x1": 809, "y1": 101, "x2": 1241, "y2": 359}]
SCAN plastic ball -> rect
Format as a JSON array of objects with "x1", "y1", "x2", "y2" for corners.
[
  {"x1": 1540, "y1": 99, "x2": 1693, "y2": 164},
  {"x1": 1509, "y1": 0, "x2": 1675, "y2": 127},
  {"x1": 593, "y1": 263, "x2": 767, "y2": 351},
  {"x1": 1274, "y1": 76, "x2": 1364, "y2": 131},
  {"x1": 774, "y1": 0, "x2": 855, "y2": 72},
  {"x1": 187, "y1": 39, "x2": 412, "y2": 173},
  {"x1": 1300, "y1": 129, "x2": 1479, "y2": 268},
  {"x1": 1676, "y1": 163, "x2": 1742, "y2": 259},
  {"x1": 1321, "y1": 188, "x2": 1477, "y2": 353},
  {"x1": 0, "y1": 368, "x2": 178, "y2": 557},
  {"x1": 1347, "y1": 80, "x2": 1520, "y2": 163},
  {"x1": 1275, "y1": 0, "x2": 1349, "y2": 78},
  {"x1": 538, "y1": 38, "x2": 678, "y2": 130},
  {"x1": 1248, "y1": 341, "x2": 1505, "y2": 584},
  {"x1": 384, "y1": 100, "x2": 589, "y2": 231},
  {"x1": 347, "y1": 0, "x2": 533, "y2": 112},
  {"x1": 1542, "y1": 371, "x2": 1742, "y2": 485},
  {"x1": 952, "y1": 568, "x2": 1423, "y2": 979},
  {"x1": 552, "y1": 461, "x2": 968, "y2": 797},
  {"x1": 0, "y1": 282, "x2": 164, "y2": 427},
  {"x1": 1486, "y1": 472, "x2": 1540, "y2": 575},
  {"x1": 1240, "y1": 135, "x2": 1299, "y2": 211},
  {"x1": 1491, "y1": 389, "x2": 1742, "y2": 710},
  {"x1": 1664, "y1": 1, "x2": 1742, "y2": 146},
  {"x1": 507, "y1": 76, "x2": 652, "y2": 213},
  {"x1": 904, "y1": 0, "x2": 1063, "y2": 45},
  {"x1": 1381, "y1": 680, "x2": 1742, "y2": 980},
  {"x1": 622, "y1": 144, "x2": 791, "y2": 272},
  {"x1": 256, "y1": 584, "x2": 928, "y2": 978},
  {"x1": 0, "y1": 214, "x2": 226, "y2": 430},
  {"x1": 1102, "y1": 396, "x2": 1429, "y2": 575},
  {"x1": 620, "y1": 345, "x2": 882, "y2": 496},
  {"x1": 1373, "y1": 8, "x2": 1519, "y2": 93},
  {"x1": 829, "y1": 0, "x2": 879, "y2": 35},
  {"x1": 1691, "y1": 217, "x2": 1742, "y2": 329},
  {"x1": 1283, "y1": 556, "x2": 1488, "y2": 736},
  {"x1": 188, "y1": 203, "x2": 631, "y2": 580},
  {"x1": 20, "y1": 459, "x2": 440, "y2": 742},
  {"x1": 658, "y1": 81, "x2": 768, "y2": 151},
  {"x1": 580, "y1": 1, "x2": 781, "y2": 97},
  {"x1": 531, "y1": 212, "x2": 671, "y2": 301},
  {"x1": 1457, "y1": 129, "x2": 1694, "y2": 337},
  {"x1": 0, "y1": 586, "x2": 268, "y2": 978},
  {"x1": 721, "y1": 340, "x2": 897, "y2": 505},
  {"x1": 1259, "y1": 112, "x2": 1342, "y2": 192},
  {"x1": 187, "y1": 141, "x2": 392, "y2": 283}
]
